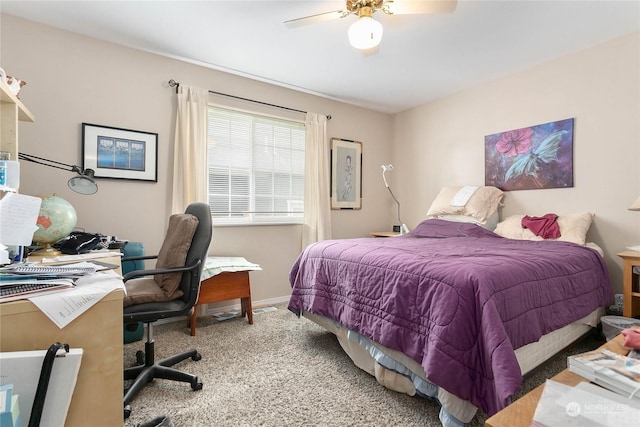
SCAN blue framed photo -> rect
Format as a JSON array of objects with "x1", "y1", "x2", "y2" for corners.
[{"x1": 82, "y1": 123, "x2": 158, "y2": 182}]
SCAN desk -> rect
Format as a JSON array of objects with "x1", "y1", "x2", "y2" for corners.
[
  {"x1": 485, "y1": 333, "x2": 630, "y2": 427},
  {"x1": 0, "y1": 253, "x2": 124, "y2": 427},
  {"x1": 191, "y1": 271, "x2": 252, "y2": 336}
]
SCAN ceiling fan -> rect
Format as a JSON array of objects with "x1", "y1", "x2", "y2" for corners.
[{"x1": 284, "y1": 0, "x2": 457, "y2": 53}]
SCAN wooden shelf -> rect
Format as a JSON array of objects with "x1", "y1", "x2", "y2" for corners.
[{"x1": 0, "y1": 80, "x2": 34, "y2": 123}]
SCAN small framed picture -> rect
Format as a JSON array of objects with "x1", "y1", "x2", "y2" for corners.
[
  {"x1": 330, "y1": 137, "x2": 362, "y2": 210},
  {"x1": 82, "y1": 123, "x2": 158, "y2": 182}
]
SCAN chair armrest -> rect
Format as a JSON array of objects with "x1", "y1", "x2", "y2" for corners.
[
  {"x1": 121, "y1": 254, "x2": 159, "y2": 262},
  {"x1": 122, "y1": 259, "x2": 202, "y2": 282}
]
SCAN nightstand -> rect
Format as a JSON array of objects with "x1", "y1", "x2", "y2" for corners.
[
  {"x1": 616, "y1": 250, "x2": 640, "y2": 318},
  {"x1": 369, "y1": 231, "x2": 401, "y2": 237}
]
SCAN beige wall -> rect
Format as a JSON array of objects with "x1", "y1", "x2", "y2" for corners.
[
  {"x1": 392, "y1": 32, "x2": 640, "y2": 294},
  {"x1": 4, "y1": 14, "x2": 637, "y2": 302},
  {"x1": 0, "y1": 14, "x2": 394, "y2": 304}
]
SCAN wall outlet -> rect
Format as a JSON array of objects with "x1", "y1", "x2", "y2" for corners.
[{"x1": 614, "y1": 294, "x2": 624, "y2": 307}]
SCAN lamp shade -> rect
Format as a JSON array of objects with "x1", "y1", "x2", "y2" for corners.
[
  {"x1": 348, "y1": 16, "x2": 383, "y2": 50},
  {"x1": 68, "y1": 169, "x2": 98, "y2": 195},
  {"x1": 629, "y1": 195, "x2": 640, "y2": 211}
]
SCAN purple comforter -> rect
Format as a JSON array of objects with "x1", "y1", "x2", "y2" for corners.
[{"x1": 288, "y1": 219, "x2": 612, "y2": 416}]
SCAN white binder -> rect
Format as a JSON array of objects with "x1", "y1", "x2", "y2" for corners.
[{"x1": 0, "y1": 347, "x2": 83, "y2": 427}]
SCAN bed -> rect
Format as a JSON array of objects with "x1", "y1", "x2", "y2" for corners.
[{"x1": 288, "y1": 188, "x2": 612, "y2": 427}]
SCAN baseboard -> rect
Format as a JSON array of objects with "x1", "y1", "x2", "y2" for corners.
[
  {"x1": 150, "y1": 295, "x2": 291, "y2": 326},
  {"x1": 204, "y1": 295, "x2": 290, "y2": 316}
]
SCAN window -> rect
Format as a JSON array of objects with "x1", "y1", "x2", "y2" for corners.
[{"x1": 207, "y1": 106, "x2": 306, "y2": 225}]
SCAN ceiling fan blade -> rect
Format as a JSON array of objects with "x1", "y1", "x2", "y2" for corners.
[
  {"x1": 383, "y1": 0, "x2": 457, "y2": 15},
  {"x1": 284, "y1": 10, "x2": 346, "y2": 29}
]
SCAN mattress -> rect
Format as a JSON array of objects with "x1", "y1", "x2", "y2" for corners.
[{"x1": 302, "y1": 306, "x2": 603, "y2": 426}]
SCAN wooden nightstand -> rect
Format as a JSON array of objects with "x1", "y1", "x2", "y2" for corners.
[
  {"x1": 617, "y1": 250, "x2": 640, "y2": 318},
  {"x1": 369, "y1": 231, "x2": 401, "y2": 237}
]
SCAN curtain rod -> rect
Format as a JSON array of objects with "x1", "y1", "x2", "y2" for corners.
[{"x1": 168, "y1": 79, "x2": 331, "y2": 120}]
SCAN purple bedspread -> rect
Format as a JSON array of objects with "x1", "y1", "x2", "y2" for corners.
[{"x1": 288, "y1": 219, "x2": 612, "y2": 416}]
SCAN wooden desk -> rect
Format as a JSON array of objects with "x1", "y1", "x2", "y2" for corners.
[
  {"x1": 190, "y1": 270, "x2": 253, "y2": 336},
  {"x1": 0, "y1": 254, "x2": 124, "y2": 427},
  {"x1": 485, "y1": 333, "x2": 630, "y2": 427}
]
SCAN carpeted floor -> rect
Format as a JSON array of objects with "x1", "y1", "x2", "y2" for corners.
[{"x1": 123, "y1": 303, "x2": 603, "y2": 427}]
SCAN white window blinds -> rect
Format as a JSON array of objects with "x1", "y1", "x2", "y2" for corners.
[{"x1": 207, "y1": 106, "x2": 305, "y2": 224}]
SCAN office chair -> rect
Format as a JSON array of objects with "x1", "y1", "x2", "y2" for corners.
[{"x1": 122, "y1": 203, "x2": 212, "y2": 419}]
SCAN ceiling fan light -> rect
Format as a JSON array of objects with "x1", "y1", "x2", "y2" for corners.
[{"x1": 348, "y1": 16, "x2": 383, "y2": 50}]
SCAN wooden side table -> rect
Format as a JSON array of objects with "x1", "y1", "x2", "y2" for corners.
[
  {"x1": 485, "y1": 332, "x2": 629, "y2": 427},
  {"x1": 617, "y1": 250, "x2": 640, "y2": 318},
  {"x1": 190, "y1": 270, "x2": 253, "y2": 336},
  {"x1": 369, "y1": 231, "x2": 401, "y2": 237}
]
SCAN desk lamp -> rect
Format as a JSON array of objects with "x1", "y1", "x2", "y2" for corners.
[
  {"x1": 381, "y1": 164, "x2": 409, "y2": 234},
  {"x1": 628, "y1": 195, "x2": 640, "y2": 251},
  {"x1": 18, "y1": 153, "x2": 98, "y2": 195}
]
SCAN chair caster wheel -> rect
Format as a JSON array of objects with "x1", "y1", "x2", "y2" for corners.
[
  {"x1": 192, "y1": 352, "x2": 202, "y2": 361},
  {"x1": 124, "y1": 404, "x2": 132, "y2": 419},
  {"x1": 136, "y1": 350, "x2": 144, "y2": 365},
  {"x1": 192, "y1": 378, "x2": 203, "y2": 391}
]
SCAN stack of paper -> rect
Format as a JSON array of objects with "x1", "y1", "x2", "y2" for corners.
[
  {"x1": 0, "y1": 261, "x2": 117, "y2": 302},
  {"x1": 533, "y1": 380, "x2": 640, "y2": 427},
  {"x1": 567, "y1": 349, "x2": 640, "y2": 400}
]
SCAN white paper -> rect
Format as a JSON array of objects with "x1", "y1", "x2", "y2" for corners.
[
  {"x1": 533, "y1": 379, "x2": 640, "y2": 427},
  {"x1": 450, "y1": 185, "x2": 478, "y2": 207},
  {"x1": 201, "y1": 256, "x2": 262, "y2": 281},
  {"x1": 0, "y1": 192, "x2": 41, "y2": 245},
  {"x1": 28, "y1": 270, "x2": 124, "y2": 329}
]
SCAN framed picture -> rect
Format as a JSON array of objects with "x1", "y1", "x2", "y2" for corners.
[
  {"x1": 484, "y1": 118, "x2": 574, "y2": 191},
  {"x1": 82, "y1": 123, "x2": 158, "y2": 182},
  {"x1": 330, "y1": 137, "x2": 362, "y2": 210}
]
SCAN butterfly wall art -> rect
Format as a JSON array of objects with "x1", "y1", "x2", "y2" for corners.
[{"x1": 484, "y1": 118, "x2": 574, "y2": 191}]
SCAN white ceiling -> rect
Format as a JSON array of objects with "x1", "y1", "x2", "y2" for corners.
[{"x1": 1, "y1": 1, "x2": 639, "y2": 114}]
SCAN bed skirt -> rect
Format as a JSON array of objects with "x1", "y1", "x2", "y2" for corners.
[{"x1": 300, "y1": 307, "x2": 603, "y2": 427}]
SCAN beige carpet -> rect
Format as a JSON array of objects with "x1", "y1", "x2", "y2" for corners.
[{"x1": 123, "y1": 303, "x2": 602, "y2": 427}]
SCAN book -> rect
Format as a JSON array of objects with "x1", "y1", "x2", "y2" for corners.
[
  {"x1": 0, "y1": 278, "x2": 75, "y2": 302},
  {"x1": 568, "y1": 348, "x2": 640, "y2": 400},
  {"x1": 0, "y1": 384, "x2": 20, "y2": 427},
  {"x1": 0, "y1": 264, "x2": 97, "y2": 277}
]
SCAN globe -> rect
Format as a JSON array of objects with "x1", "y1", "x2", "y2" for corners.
[{"x1": 32, "y1": 195, "x2": 77, "y2": 256}]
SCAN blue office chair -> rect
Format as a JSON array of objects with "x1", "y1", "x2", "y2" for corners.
[{"x1": 122, "y1": 203, "x2": 212, "y2": 419}]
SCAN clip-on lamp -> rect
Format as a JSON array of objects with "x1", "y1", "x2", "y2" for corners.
[
  {"x1": 18, "y1": 152, "x2": 98, "y2": 195},
  {"x1": 381, "y1": 164, "x2": 409, "y2": 234}
]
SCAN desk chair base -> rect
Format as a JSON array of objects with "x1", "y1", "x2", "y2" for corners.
[{"x1": 123, "y1": 323, "x2": 203, "y2": 419}]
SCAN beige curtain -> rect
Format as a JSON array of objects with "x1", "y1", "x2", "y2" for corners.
[
  {"x1": 171, "y1": 85, "x2": 209, "y2": 213},
  {"x1": 302, "y1": 113, "x2": 332, "y2": 248}
]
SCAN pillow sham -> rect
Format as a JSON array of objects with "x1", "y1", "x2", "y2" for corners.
[
  {"x1": 426, "y1": 186, "x2": 503, "y2": 222},
  {"x1": 494, "y1": 212, "x2": 594, "y2": 245}
]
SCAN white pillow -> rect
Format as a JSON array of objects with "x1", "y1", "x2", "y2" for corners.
[
  {"x1": 426, "y1": 186, "x2": 503, "y2": 222},
  {"x1": 494, "y1": 212, "x2": 594, "y2": 245}
]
